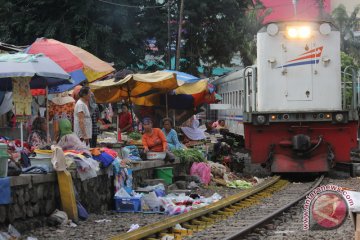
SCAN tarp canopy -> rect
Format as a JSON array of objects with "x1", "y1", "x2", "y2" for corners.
[{"x1": 90, "y1": 71, "x2": 178, "y2": 103}]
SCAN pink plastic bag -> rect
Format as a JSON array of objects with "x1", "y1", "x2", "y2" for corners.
[{"x1": 190, "y1": 162, "x2": 211, "y2": 185}]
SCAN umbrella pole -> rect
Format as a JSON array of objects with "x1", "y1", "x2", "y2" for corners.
[
  {"x1": 46, "y1": 86, "x2": 50, "y2": 144},
  {"x1": 165, "y1": 94, "x2": 169, "y2": 118},
  {"x1": 173, "y1": 109, "x2": 176, "y2": 127},
  {"x1": 20, "y1": 122, "x2": 24, "y2": 149},
  {"x1": 126, "y1": 83, "x2": 135, "y2": 129}
]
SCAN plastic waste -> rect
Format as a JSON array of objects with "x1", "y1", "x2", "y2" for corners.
[
  {"x1": 127, "y1": 224, "x2": 140, "y2": 232},
  {"x1": 115, "y1": 188, "x2": 131, "y2": 198},
  {"x1": 95, "y1": 219, "x2": 112, "y2": 223},
  {"x1": 8, "y1": 225, "x2": 20, "y2": 239}
]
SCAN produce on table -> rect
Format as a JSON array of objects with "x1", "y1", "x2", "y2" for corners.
[
  {"x1": 172, "y1": 149, "x2": 206, "y2": 163},
  {"x1": 128, "y1": 131, "x2": 142, "y2": 140}
]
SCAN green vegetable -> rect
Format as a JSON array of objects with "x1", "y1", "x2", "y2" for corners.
[
  {"x1": 172, "y1": 148, "x2": 206, "y2": 163},
  {"x1": 128, "y1": 131, "x2": 142, "y2": 140},
  {"x1": 226, "y1": 180, "x2": 253, "y2": 189}
]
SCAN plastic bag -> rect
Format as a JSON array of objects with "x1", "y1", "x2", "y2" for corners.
[
  {"x1": 115, "y1": 188, "x2": 131, "y2": 198},
  {"x1": 123, "y1": 145, "x2": 142, "y2": 161},
  {"x1": 77, "y1": 201, "x2": 89, "y2": 220},
  {"x1": 190, "y1": 162, "x2": 211, "y2": 185},
  {"x1": 51, "y1": 146, "x2": 67, "y2": 171}
]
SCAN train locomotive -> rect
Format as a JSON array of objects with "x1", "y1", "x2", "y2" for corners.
[{"x1": 212, "y1": 20, "x2": 359, "y2": 173}]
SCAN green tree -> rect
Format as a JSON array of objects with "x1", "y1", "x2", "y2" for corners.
[
  {"x1": 177, "y1": 0, "x2": 250, "y2": 74},
  {"x1": 332, "y1": 4, "x2": 360, "y2": 65}
]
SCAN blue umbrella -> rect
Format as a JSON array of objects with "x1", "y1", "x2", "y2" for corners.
[
  {"x1": 162, "y1": 70, "x2": 200, "y2": 84},
  {"x1": 0, "y1": 53, "x2": 72, "y2": 91}
]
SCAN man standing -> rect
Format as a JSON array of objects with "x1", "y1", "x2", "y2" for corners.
[
  {"x1": 74, "y1": 87, "x2": 92, "y2": 146},
  {"x1": 89, "y1": 92, "x2": 99, "y2": 148}
]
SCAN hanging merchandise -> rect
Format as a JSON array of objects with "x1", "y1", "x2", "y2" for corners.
[
  {"x1": 0, "y1": 92, "x2": 13, "y2": 115},
  {"x1": 12, "y1": 77, "x2": 32, "y2": 116}
]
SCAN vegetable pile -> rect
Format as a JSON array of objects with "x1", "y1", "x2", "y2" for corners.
[
  {"x1": 226, "y1": 180, "x2": 253, "y2": 189},
  {"x1": 172, "y1": 149, "x2": 206, "y2": 163},
  {"x1": 128, "y1": 131, "x2": 142, "y2": 140}
]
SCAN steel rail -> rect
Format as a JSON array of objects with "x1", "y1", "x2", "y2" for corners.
[
  {"x1": 109, "y1": 176, "x2": 281, "y2": 240},
  {"x1": 224, "y1": 174, "x2": 325, "y2": 240}
]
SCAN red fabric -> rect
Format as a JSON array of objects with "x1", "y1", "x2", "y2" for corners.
[
  {"x1": 28, "y1": 38, "x2": 83, "y2": 72},
  {"x1": 101, "y1": 148, "x2": 118, "y2": 158},
  {"x1": 118, "y1": 112, "x2": 133, "y2": 131},
  {"x1": 31, "y1": 89, "x2": 46, "y2": 96}
]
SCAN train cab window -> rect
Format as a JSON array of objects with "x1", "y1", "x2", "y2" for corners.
[
  {"x1": 235, "y1": 91, "x2": 238, "y2": 108},
  {"x1": 238, "y1": 91, "x2": 242, "y2": 107}
]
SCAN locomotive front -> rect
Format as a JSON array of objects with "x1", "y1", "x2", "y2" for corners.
[{"x1": 243, "y1": 21, "x2": 359, "y2": 173}]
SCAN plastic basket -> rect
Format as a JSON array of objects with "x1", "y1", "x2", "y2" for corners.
[{"x1": 114, "y1": 197, "x2": 142, "y2": 213}]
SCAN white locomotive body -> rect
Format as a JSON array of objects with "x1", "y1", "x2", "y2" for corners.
[{"x1": 208, "y1": 21, "x2": 359, "y2": 173}]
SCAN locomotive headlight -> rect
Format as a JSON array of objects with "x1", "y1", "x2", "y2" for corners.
[
  {"x1": 299, "y1": 26, "x2": 311, "y2": 38},
  {"x1": 287, "y1": 27, "x2": 298, "y2": 38},
  {"x1": 335, "y1": 113, "x2": 344, "y2": 122},
  {"x1": 256, "y1": 115, "x2": 266, "y2": 125},
  {"x1": 286, "y1": 26, "x2": 311, "y2": 39}
]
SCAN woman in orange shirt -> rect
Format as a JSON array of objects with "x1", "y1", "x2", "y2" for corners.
[{"x1": 142, "y1": 117, "x2": 174, "y2": 162}]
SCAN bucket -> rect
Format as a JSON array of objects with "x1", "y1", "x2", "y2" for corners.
[
  {"x1": 155, "y1": 167, "x2": 173, "y2": 185},
  {"x1": 0, "y1": 143, "x2": 9, "y2": 178}
]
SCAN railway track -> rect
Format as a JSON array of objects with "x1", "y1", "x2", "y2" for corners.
[
  {"x1": 109, "y1": 176, "x2": 283, "y2": 240},
  {"x1": 109, "y1": 175, "x2": 323, "y2": 240}
]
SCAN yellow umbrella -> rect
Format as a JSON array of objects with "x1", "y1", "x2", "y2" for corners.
[
  {"x1": 129, "y1": 79, "x2": 210, "y2": 107},
  {"x1": 90, "y1": 71, "x2": 178, "y2": 103},
  {"x1": 174, "y1": 79, "x2": 208, "y2": 95}
]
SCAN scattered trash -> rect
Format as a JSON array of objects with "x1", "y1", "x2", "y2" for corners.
[
  {"x1": 26, "y1": 237, "x2": 38, "y2": 240},
  {"x1": 187, "y1": 181, "x2": 199, "y2": 189},
  {"x1": 174, "y1": 224, "x2": 186, "y2": 230},
  {"x1": 127, "y1": 224, "x2": 140, "y2": 232},
  {"x1": 8, "y1": 224, "x2": 21, "y2": 239},
  {"x1": 115, "y1": 188, "x2": 131, "y2": 198},
  {"x1": 95, "y1": 219, "x2": 112, "y2": 223},
  {"x1": 48, "y1": 209, "x2": 68, "y2": 226},
  {"x1": 161, "y1": 235, "x2": 174, "y2": 240},
  {"x1": 65, "y1": 221, "x2": 77, "y2": 228},
  {"x1": 0, "y1": 232, "x2": 11, "y2": 240}
]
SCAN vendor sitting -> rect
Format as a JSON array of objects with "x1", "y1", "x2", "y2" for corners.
[
  {"x1": 162, "y1": 118, "x2": 185, "y2": 150},
  {"x1": 142, "y1": 117, "x2": 175, "y2": 162},
  {"x1": 57, "y1": 119, "x2": 90, "y2": 155},
  {"x1": 28, "y1": 117, "x2": 47, "y2": 149},
  {"x1": 181, "y1": 118, "x2": 206, "y2": 146},
  {"x1": 118, "y1": 103, "x2": 133, "y2": 133}
]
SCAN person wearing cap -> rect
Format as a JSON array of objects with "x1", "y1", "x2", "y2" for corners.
[
  {"x1": 74, "y1": 87, "x2": 92, "y2": 146},
  {"x1": 142, "y1": 117, "x2": 175, "y2": 162}
]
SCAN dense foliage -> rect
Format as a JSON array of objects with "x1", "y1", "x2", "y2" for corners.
[
  {"x1": 0, "y1": 0, "x2": 255, "y2": 74},
  {"x1": 332, "y1": 4, "x2": 360, "y2": 66}
]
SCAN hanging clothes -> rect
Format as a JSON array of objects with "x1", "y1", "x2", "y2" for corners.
[
  {"x1": 12, "y1": 77, "x2": 32, "y2": 116},
  {"x1": 49, "y1": 92, "x2": 75, "y2": 141}
]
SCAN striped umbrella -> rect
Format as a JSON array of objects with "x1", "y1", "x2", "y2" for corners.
[{"x1": 27, "y1": 38, "x2": 115, "y2": 93}]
